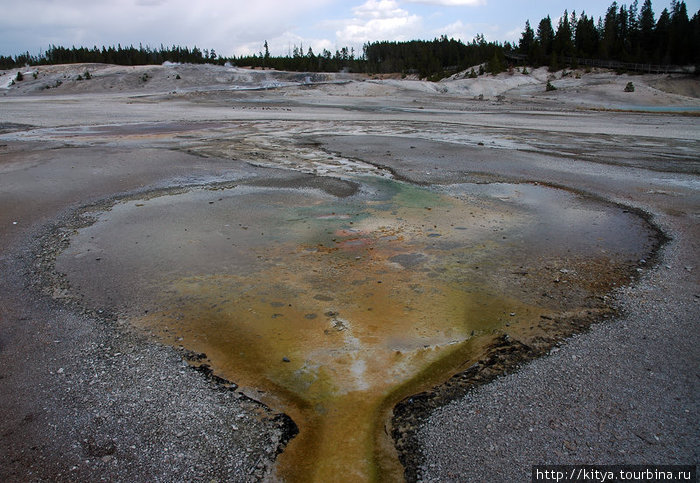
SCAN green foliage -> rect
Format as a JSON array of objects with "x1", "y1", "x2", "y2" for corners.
[
  {"x1": 546, "y1": 80, "x2": 557, "y2": 91},
  {"x1": 175, "y1": 74, "x2": 181, "y2": 79},
  {"x1": 15, "y1": 71, "x2": 23, "y2": 81},
  {"x1": 486, "y1": 49, "x2": 506, "y2": 74},
  {"x1": 363, "y1": 35, "x2": 505, "y2": 78},
  {"x1": 84, "y1": 70, "x2": 91, "y2": 79},
  {"x1": 549, "y1": 52, "x2": 560, "y2": 72},
  {"x1": 519, "y1": 20, "x2": 535, "y2": 55},
  {"x1": 0, "y1": 44, "x2": 220, "y2": 70},
  {"x1": 625, "y1": 81, "x2": 635, "y2": 91},
  {"x1": 537, "y1": 16, "x2": 555, "y2": 57},
  {"x1": 517, "y1": 0, "x2": 699, "y2": 67},
  {"x1": 32, "y1": 71, "x2": 38, "y2": 79}
]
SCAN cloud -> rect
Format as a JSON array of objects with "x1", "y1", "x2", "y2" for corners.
[
  {"x1": 235, "y1": 33, "x2": 335, "y2": 57},
  {"x1": 504, "y1": 26, "x2": 523, "y2": 42},
  {"x1": 333, "y1": 0, "x2": 422, "y2": 45},
  {"x1": 437, "y1": 20, "x2": 475, "y2": 42},
  {"x1": 403, "y1": 0, "x2": 485, "y2": 5},
  {"x1": 0, "y1": 0, "x2": 331, "y2": 56}
]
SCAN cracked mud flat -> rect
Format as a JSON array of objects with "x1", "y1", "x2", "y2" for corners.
[{"x1": 0, "y1": 65, "x2": 698, "y2": 482}]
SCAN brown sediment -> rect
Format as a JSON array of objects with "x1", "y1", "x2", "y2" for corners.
[{"x1": 136, "y1": 266, "x2": 539, "y2": 482}]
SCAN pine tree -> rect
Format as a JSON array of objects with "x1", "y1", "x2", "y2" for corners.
[
  {"x1": 601, "y1": 2, "x2": 619, "y2": 59},
  {"x1": 532, "y1": 15, "x2": 554, "y2": 66},
  {"x1": 537, "y1": 16, "x2": 555, "y2": 56},
  {"x1": 656, "y1": 8, "x2": 671, "y2": 63},
  {"x1": 639, "y1": 0, "x2": 655, "y2": 59},
  {"x1": 575, "y1": 13, "x2": 599, "y2": 58},
  {"x1": 669, "y1": 1, "x2": 691, "y2": 63},
  {"x1": 519, "y1": 19, "x2": 535, "y2": 56},
  {"x1": 554, "y1": 10, "x2": 574, "y2": 58}
]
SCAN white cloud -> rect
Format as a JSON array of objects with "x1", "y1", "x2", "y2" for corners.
[
  {"x1": 0, "y1": 0, "x2": 331, "y2": 56},
  {"x1": 504, "y1": 26, "x2": 523, "y2": 42},
  {"x1": 434, "y1": 20, "x2": 503, "y2": 44},
  {"x1": 403, "y1": 0, "x2": 485, "y2": 6},
  {"x1": 438, "y1": 20, "x2": 474, "y2": 42},
  {"x1": 333, "y1": 0, "x2": 422, "y2": 45},
  {"x1": 235, "y1": 33, "x2": 334, "y2": 57}
]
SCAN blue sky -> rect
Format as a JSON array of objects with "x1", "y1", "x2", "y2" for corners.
[{"x1": 1, "y1": 0, "x2": 696, "y2": 58}]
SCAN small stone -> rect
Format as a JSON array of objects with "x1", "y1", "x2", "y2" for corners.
[{"x1": 282, "y1": 357, "x2": 290, "y2": 363}]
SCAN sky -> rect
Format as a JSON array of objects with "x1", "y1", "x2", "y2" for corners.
[{"x1": 1, "y1": 0, "x2": 697, "y2": 58}]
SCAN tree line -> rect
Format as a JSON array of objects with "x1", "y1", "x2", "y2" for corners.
[
  {"x1": 0, "y1": 44, "x2": 220, "y2": 70},
  {"x1": 518, "y1": 0, "x2": 699, "y2": 68},
  {"x1": 1, "y1": 1, "x2": 697, "y2": 76},
  {"x1": 363, "y1": 35, "x2": 508, "y2": 79},
  {"x1": 232, "y1": 41, "x2": 365, "y2": 73}
]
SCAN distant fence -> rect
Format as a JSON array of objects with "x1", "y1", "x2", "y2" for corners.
[{"x1": 504, "y1": 53, "x2": 694, "y2": 74}]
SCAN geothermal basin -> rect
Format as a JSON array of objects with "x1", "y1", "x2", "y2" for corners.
[{"x1": 55, "y1": 175, "x2": 656, "y2": 481}]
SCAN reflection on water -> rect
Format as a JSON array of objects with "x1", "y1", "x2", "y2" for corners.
[{"x1": 57, "y1": 178, "x2": 656, "y2": 481}]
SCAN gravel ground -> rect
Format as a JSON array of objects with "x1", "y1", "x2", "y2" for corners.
[
  {"x1": 0, "y1": 233, "x2": 293, "y2": 482},
  {"x1": 417, "y1": 213, "x2": 699, "y2": 481}
]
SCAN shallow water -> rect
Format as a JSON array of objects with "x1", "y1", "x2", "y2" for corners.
[{"x1": 57, "y1": 177, "x2": 656, "y2": 481}]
